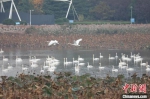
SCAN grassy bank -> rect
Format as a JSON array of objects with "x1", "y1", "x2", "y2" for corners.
[{"x1": 71, "y1": 20, "x2": 130, "y2": 25}]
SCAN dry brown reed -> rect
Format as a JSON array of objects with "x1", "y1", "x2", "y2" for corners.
[{"x1": 0, "y1": 24, "x2": 150, "y2": 50}]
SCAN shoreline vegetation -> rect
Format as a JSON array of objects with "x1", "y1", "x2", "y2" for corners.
[
  {"x1": 0, "y1": 72, "x2": 150, "y2": 99},
  {"x1": 0, "y1": 24, "x2": 150, "y2": 50}
]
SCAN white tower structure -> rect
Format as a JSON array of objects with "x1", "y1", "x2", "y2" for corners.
[
  {"x1": 54, "y1": 0, "x2": 78, "y2": 20},
  {"x1": 0, "y1": 0, "x2": 21, "y2": 21}
]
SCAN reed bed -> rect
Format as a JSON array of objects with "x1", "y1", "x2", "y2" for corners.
[
  {"x1": 1, "y1": 24, "x2": 150, "y2": 34},
  {"x1": 28, "y1": 24, "x2": 150, "y2": 34},
  {"x1": 0, "y1": 24, "x2": 150, "y2": 50},
  {"x1": 0, "y1": 72, "x2": 150, "y2": 99},
  {"x1": 0, "y1": 33, "x2": 150, "y2": 50}
]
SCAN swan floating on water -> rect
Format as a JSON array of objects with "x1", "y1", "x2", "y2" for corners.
[
  {"x1": 29, "y1": 56, "x2": 40, "y2": 63},
  {"x1": 40, "y1": 66, "x2": 45, "y2": 73},
  {"x1": 31, "y1": 62, "x2": 38, "y2": 68},
  {"x1": 140, "y1": 60, "x2": 147, "y2": 66},
  {"x1": 87, "y1": 62, "x2": 93, "y2": 68},
  {"x1": 109, "y1": 54, "x2": 115, "y2": 60},
  {"x1": 2, "y1": 65, "x2": 8, "y2": 72},
  {"x1": 22, "y1": 64, "x2": 28, "y2": 71},
  {"x1": 126, "y1": 64, "x2": 134, "y2": 71},
  {"x1": 146, "y1": 66, "x2": 150, "y2": 71},
  {"x1": 43, "y1": 62, "x2": 49, "y2": 69},
  {"x1": 93, "y1": 54, "x2": 99, "y2": 61},
  {"x1": 99, "y1": 63, "x2": 105, "y2": 70},
  {"x1": 16, "y1": 56, "x2": 22, "y2": 62},
  {"x1": 78, "y1": 55, "x2": 84, "y2": 61},
  {"x1": 8, "y1": 63, "x2": 13, "y2": 69},
  {"x1": 3, "y1": 56, "x2": 8, "y2": 61},
  {"x1": 64, "y1": 58, "x2": 72, "y2": 66},
  {"x1": 99, "y1": 53, "x2": 103, "y2": 58},
  {"x1": 115, "y1": 53, "x2": 118, "y2": 58},
  {"x1": 0, "y1": 48, "x2": 4, "y2": 53},
  {"x1": 75, "y1": 64, "x2": 79, "y2": 72},
  {"x1": 73, "y1": 58, "x2": 79, "y2": 63},
  {"x1": 112, "y1": 65, "x2": 118, "y2": 72}
]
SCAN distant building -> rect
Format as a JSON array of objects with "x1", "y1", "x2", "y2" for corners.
[{"x1": 0, "y1": 12, "x2": 55, "y2": 25}]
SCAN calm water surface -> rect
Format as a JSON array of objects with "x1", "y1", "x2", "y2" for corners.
[{"x1": 0, "y1": 48, "x2": 150, "y2": 78}]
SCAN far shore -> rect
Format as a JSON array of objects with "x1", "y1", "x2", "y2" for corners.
[{"x1": 0, "y1": 24, "x2": 150, "y2": 50}]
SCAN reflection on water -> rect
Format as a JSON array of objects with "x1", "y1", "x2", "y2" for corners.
[{"x1": 0, "y1": 48, "x2": 150, "y2": 78}]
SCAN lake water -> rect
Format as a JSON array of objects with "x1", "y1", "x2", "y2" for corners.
[{"x1": 0, "y1": 48, "x2": 150, "y2": 78}]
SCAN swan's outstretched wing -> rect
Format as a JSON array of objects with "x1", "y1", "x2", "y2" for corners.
[
  {"x1": 48, "y1": 40, "x2": 55, "y2": 46},
  {"x1": 55, "y1": 40, "x2": 59, "y2": 44},
  {"x1": 75, "y1": 38, "x2": 82, "y2": 45}
]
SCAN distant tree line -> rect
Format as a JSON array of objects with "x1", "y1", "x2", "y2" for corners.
[{"x1": 2, "y1": 0, "x2": 150, "y2": 23}]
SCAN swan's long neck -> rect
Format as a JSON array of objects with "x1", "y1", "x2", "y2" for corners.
[
  {"x1": 113, "y1": 66, "x2": 114, "y2": 69},
  {"x1": 126, "y1": 64, "x2": 128, "y2": 69},
  {"x1": 99, "y1": 63, "x2": 101, "y2": 67},
  {"x1": 64, "y1": 58, "x2": 65, "y2": 63},
  {"x1": 119, "y1": 59, "x2": 122, "y2": 62},
  {"x1": 44, "y1": 62, "x2": 45, "y2": 66}
]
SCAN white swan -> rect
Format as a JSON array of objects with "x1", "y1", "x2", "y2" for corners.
[
  {"x1": 40, "y1": 66, "x2": 44, "y2": 73},
  {"x1": 78, "y1": 62, "x2": 85, "y2": 66},
  {"x1": 46, "y1": 55, "x2": 52, "y2": 61},
  {"x1": 130, "y1": 52, "x2": 134, "y2": 58},
  {"x1": 119, "y1": 62, "x2": 127, "y2": 69},
  {"x1": 16, "y1": 56, "x2": 22, "y2": 62},
  {"x1": 146, "y1": 62, "x2": 150, "y2": 68},
  {"x1": 134, "y1": 55, "x2": 142, "y2": 63},
  {"x1": 3, "y1": 56, "x2": 8, "y2": 61},
  {"x1": 75, "y1": 64, "x2": 79, "y2": 72},
  {"x1": 122, "y1": 55, "x2": 131, "y2": 61},
  {"x1": 146, "y1": 66, "x2": 150, "y2": 71},
  {"x1": 47, "y1": 40, "x2": 59, "y2": 46},
  {"x1": 7, "y1": 63, "x2": 13, "y2": 69},
  {"x1": 0, "y1": 48, "x2": 4, "y2": 53},
  {"x1": 99, "y1": 63, "x2": 105, "y2": 70},
  {"x1": 47, "y1": 63, "x2": 56, "y2": 72},
  {"x1": 2, "y1": 65, "x2": 8, "y2": 72},
  {"x1": 120, "y1": 65, "x2": 127, "y2": 69},
  {"x1": 115, "y1": 53, "x2": 118, "y2": 58},
  {"x1": 78, "y1": 55, "x2": 84, "y2": 61},
  {"x1": 68, "y1": 38, "x2": 82, "y2": 46},
  {"x1": 64, "y1": 58, "x2": 72, "y2": 65},
  {"x1": 140, "y1": 60, "x2": 147, "y2": 66},
  {"x1": 87, "y1": 62, "x2": 93, "y2": 68},
  {"x1": 30, "y1": 62, "x2": 38, "y2": 68},
  {"x1": 43, "y1": 62, "x2": 49, "y2": 69},
  {"x1": 109, "y1": 54, "x2": 115, "y2": 60},
  {"x1": 99, "y1": 53, "x2": 103, "y2": 58},
  {"x1": 22, "y1": 65, "x2": 28, "y2": 71},
  {"x1": 118, "y1": 59, "x2": 126, "y2": 66},
  {"x1": 126, "y1": 64, "x2": 134, "y2": 71},
  {"x1": 112, "y1": 65, "x2": 118, "y2": 72},
  {"x1": 29, "y1": 56, "x2": 40, "y2": 63},
  {"x1": 73, "y1": 58, "x2": 79, "y2": 63},
  {"x1": 93, "y1": 54, "x2": 99, "y2": 61}
]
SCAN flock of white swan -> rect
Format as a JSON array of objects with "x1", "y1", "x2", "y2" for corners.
[
  {"x1": 0, "y1": 47, "x2": 150, "y2": 77},
  {"x1": 47, "y1": 38, "x2": 82, "y2": 46}
]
